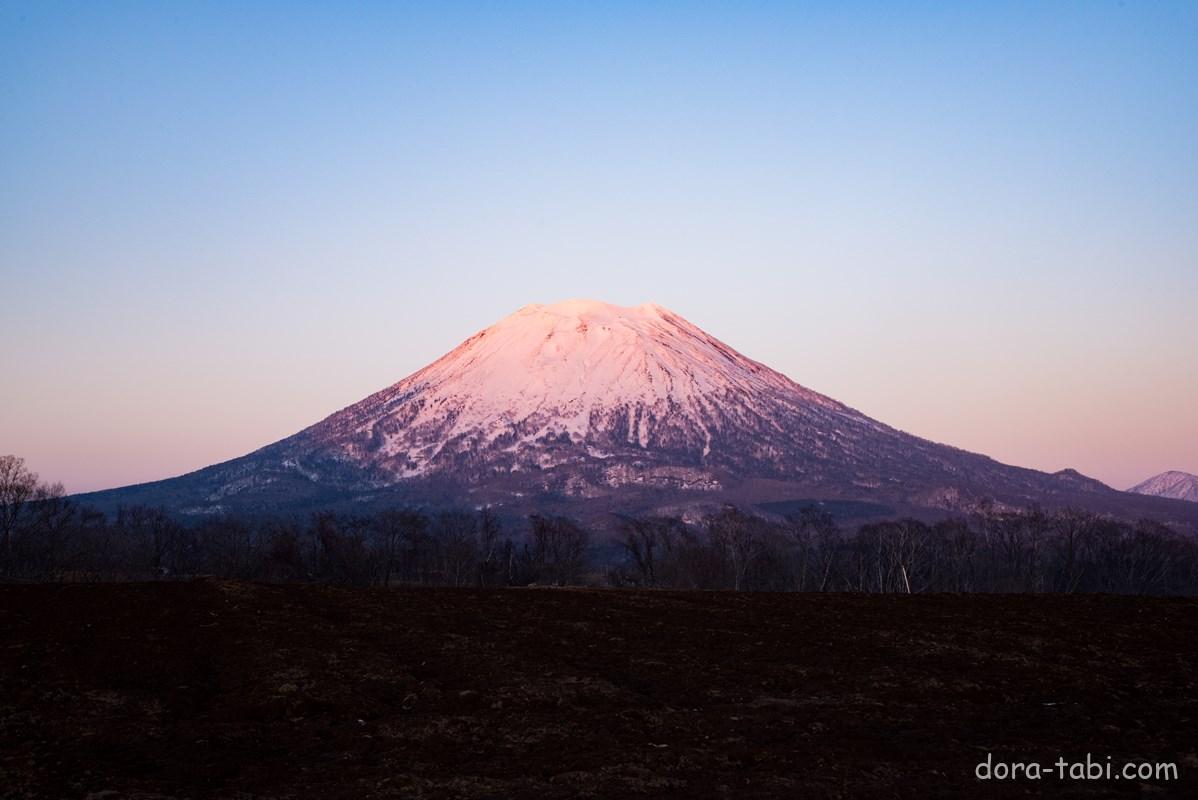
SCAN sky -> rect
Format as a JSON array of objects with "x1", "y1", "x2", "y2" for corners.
[{"x1": 1, "y1": 1, "x2": 1196, "y2": 493}]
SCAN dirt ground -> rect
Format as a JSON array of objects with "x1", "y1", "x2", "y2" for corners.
[{"x1": 1, "y1": 581, "x2": 1194, "y2": 799}]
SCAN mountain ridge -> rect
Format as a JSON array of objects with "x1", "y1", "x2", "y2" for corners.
[{"x1": 74, "y1": 300, "x2": 1198, "y2": 531}]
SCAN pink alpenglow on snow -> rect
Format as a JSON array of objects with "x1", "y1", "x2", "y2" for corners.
[
  {"x1": 1129, "y1": 471, "x2": 1198, "y2": 503},
  {"x1": 312, "y1": 299, "x2": 852, "y2": 479},
  {"x1": 380, "y1": 299, "x2": 840, "y2": 465},
  {"x1": 72, "y1": 299, "x2": 1198, "y2": 535}
]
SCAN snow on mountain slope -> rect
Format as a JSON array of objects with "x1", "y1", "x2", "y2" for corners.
[
  {"x1": 79, "y1": 299, "x2": 1156, "y2": 520},
  {"x1": 1129, "y1": 471, "x2": 1198, "y2": 503},
  {"x1": 297, "y1": 300, "x2": 851, "y2": 478},
  {"x1": 257, "y1": 299, "x2": 1085, "y2": 500}
]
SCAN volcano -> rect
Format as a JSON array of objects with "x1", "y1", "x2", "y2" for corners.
[{"x1": 77, "y1": 300, "x2": 1198, "y2": 529}]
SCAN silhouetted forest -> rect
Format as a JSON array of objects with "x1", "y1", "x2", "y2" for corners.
[
  {"x1": 610, "y1": 505, "x2": 1198, "y2": 595},
  {"x1": 3, "y1": 455, "x2": 1198, "y2": 594}
]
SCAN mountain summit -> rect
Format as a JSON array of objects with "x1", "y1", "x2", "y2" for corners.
[
  {"x1": 1129, "y1": 471, "x2": 1198, "y2": 503},
  {"x1": 77, "y1": 301, "x2": 1198, "y2": 527},
  {"x1": 304, "y1": 298, "x2": 854, "y2": 483}
]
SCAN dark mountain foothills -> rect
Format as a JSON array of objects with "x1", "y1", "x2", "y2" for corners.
[
  {"x1": 2, "y1": 580, "x2": 1195, "y2": 799},
  {"x1": 69, "y1": 300, "x2": 1198, "y2": 533}
]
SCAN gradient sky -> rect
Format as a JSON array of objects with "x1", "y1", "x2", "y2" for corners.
[{"x1": 2, "y1": 1, "x2": 1196, "y2": 493}]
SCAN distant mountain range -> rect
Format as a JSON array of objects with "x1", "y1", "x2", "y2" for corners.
[
  {"x1": 76, "y1": 300, "x2": 1198, "y2": 531},
  {"x1": 1129, "y1": 471, "x2": 1198, "y2": 504}
]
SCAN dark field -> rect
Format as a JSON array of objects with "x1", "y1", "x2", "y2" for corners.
[{"x1": 1, "y1": 582, "x2": 1195, "y2": 799}]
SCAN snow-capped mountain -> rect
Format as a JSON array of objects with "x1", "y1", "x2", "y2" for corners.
[
  {"x1": 1129, "y1": 471, "x2": 1198, "y2": 503},
  {"x1": 292, "y1": 299, "x2": 944, "y2": 489},
  {"x1": 76, "y1": 300, "x2": 1198, "y2": 528}
]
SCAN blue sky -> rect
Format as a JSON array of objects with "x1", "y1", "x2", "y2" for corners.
[{"x1": 2, "y1": 1, "x2": 1196, "y2": 491}]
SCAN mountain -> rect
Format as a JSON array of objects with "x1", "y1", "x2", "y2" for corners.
[
  {"x1": 76, "y1": 300, "x2": 1198, "y2": 529},
  {"x1": 1129, "y1": 471, "x2": 1198, "y2": 503}
]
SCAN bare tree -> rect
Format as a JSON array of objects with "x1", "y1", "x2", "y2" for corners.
[
  {"x1": 0, "y1": 455, "x2": 42, "y2": 562},
  {"x1": 115, "y1": 506, "x2": 186, "y2": 577},
  {"x1": 786, "y1": 506, "x2": 840, "y2": 592},
  {"x1": 933, "y1": 518, "x2": 977, "y2": 592},
  {"x1": 196, "y1": 516, "x2": 259, "y2": 580},
  {"x1": 435, "y1": 511, "x2": 479, "y2": 587},
  {"x1": 526, "y1": 515, "x2": 590, "y2": 586},
  {"x1": 476, "y1": 508, "x2": 502, "y2": 586},
  {"x1": 261, "y1": 519, "x2": 307, "y2": 582},
  {"x1": 311, "y1": 512, "x2": 373, "y2": 587},
  {"x1": 23, "y1": 487, "x2": 75, "y2": 579},
  {"x1": 1048, "y1": 509, "x2": 1093, "y2": 593},
  {"x1": 707, "y1": 506, "x2": 765, "y2": 591},
  {"x1": 619, "y1": 516, "x2": 680, "y2": 587},
  {"x1": 371, "y1": 509, "x2": 422, "y2": 586}
]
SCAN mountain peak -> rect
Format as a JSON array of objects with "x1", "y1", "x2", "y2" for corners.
[
  {"x1": 511, "y1": 299, "x2": 671, "y2": 327},
  {"x1": 522, "y1": 298, "x2": 664, "y2": 313},
  {"x1": 346, "y1": 300, "x2": 840, "y2": 476},
  {"x1": 1129, "y1": 471, "x2": 1198, "y2": 503}
]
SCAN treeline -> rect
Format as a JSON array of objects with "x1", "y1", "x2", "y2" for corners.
[
  {"x1": 4, "y1": 456, "x2": 1198, "y2": 594},
  {"x1": 0, "y1": 501, "x2": 591, "y2": 588},
  {"x1": 612, "y1": 505, "x2": 1198, "y2": 595},
  {"x1": 1, "y1": 456, "x2": 591, "y2": 587}
]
